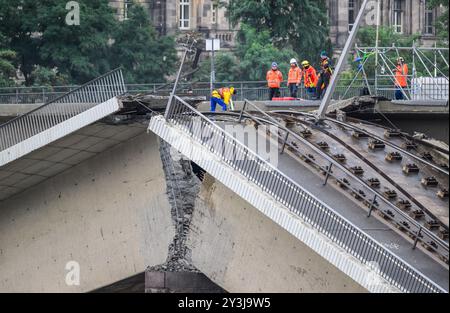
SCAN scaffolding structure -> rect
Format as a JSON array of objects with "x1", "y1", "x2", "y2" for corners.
[{"x1": 343, "y1": 44, "x2": 449, "y2": 102}]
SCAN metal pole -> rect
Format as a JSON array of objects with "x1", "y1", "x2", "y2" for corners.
[
  {"x1": 414, "y1": 46, "x2": 444, "y2": 94},
  {"x1": 317, "y1": 0, "x2": 370, "y2": 119},
  {"x1": 367, "y1": 195, "x2": 377, "y2": 217},
  {"x1": 280, "y1": 132, "x2": 289, "y2": 154},
  {"x1": 238, "y1": 100, "x2": 247, "y2": 123},
  {"x1": 413, "y1": 227, "x2": 422, "y2": 249},
  {"x1": 165, "y1": 42, "x2": 191, "y2": 119},
  {"x1": 434, "y1": 42, "x2": 437, "y2": 78},
  {"x1": 438, "y1": 49, "x2": 449, "y2": 68},
  {"x1": 323, "y1": 163, "x2": 333, "y2": 186},
  {"x1": 356, "y1": 45, "x2": 373, "y2": 95},
  {"x1": 375, "y1": 0, "x2": 381, "y2": 96},
  {"x1": 210, "y1": 39, "x2": 215, "y2": 96}
]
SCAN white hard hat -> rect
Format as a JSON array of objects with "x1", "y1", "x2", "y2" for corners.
[{"x1": 290, "y1": 58, "x2": 297, "y2": 64}]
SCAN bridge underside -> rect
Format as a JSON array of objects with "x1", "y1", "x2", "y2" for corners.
[
  {"x1": 0, "y1": 121, "x2": 146, "y2": 201},
  {"x1": 0, "y1": 128, "x2": 369, "y2": 293}
]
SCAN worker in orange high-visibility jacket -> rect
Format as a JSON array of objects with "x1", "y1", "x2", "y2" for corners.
[
  {"x1": 301, "y1": 60, "x2": 318, "y2": 99},
  {"x1": 287, "y1": 58, "x2": 302, "y2": 98},
  {"x1": 266, "y1": 62, "x2": 283, "y2": 100},
  {"x1": 394, "y1": 57, "x2": 409, "y2": 100}
]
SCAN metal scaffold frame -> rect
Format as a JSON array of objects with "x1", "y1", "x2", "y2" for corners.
[{"x1": 350, "y1": 44, "x2": 449, "y2": 102}]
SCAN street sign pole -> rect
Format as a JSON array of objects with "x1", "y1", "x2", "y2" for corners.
[
  {"x1": 207, "y1": 39, "x2": 220, "y2": 96},
  {"x1": 211, "y1": 39, "x2": 215, "y2": 96}
]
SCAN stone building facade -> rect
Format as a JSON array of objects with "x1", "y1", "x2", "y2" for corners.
[
  {"x1": 108, "y1": 0, "x2": 237, "y2": 48},
  {"x1": 328, "y1": 0, "x2": 444, "y2": 54},
  {"x1": 108, "y1": 0, "x2": 444, "y2": 51}
]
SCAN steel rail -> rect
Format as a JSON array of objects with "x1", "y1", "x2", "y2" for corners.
[
  {"x1": 164, "y1": 95, "x2": 447, "y2": 293},
  {"x1": 273, "y1": 110, "x2": 449, "y2": 176},
  {"x1": 241, "y1": 100, "x2": 449, "y2": 255}
]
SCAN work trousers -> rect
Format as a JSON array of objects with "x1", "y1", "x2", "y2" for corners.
[
  {"x1": 288, "y1": 84, "x2": 299, "y2": 98},
  {"x1": 269, "y1": 88, "x2": 281, "y2": 100},
  {"x1": 210, "y1": 97, "x2": 227, "y2": 112}
]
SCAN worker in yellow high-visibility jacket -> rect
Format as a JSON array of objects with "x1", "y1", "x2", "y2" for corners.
[{"x1": 210, "y1": 86, "x2": 237, "y2": 111}]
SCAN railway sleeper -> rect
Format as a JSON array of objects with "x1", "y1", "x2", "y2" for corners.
[
  {"x1": 397, "y1": 199, "x2": 412, "y2": 211},
  {"x1": 403, "y1": 163, "x2": 420, "y2": 175},
  {"x1": 425, "y1": 220, "x2": 440, "y2": 230},
  {"x1": 369, "y1": 140, "x2": 386, "y2": 150},
  {"x1": 421, "y1": 176, "x2": 439, "y2": 187},
  {"x1": 437, "y1": 188, "x2": 449, "y2": 199},
  {"x1": 367, "y1": 178, "x2": 381, "y2": 188},
  {"x1": 386, "y1": 152, "x2": 403, "y2": 162},
  {"x1": 350, "y1": 166, "x2": 364, "y2": 176},
  {"x1": 333, "y1": 154, "x2": 347, "y2": 163},
  {"x1": 384, "y1": 129, "x2": 402, "y2": 138},
  {"x1": 439, "y1": 228, "x2": 449, "y2": 240},
  {"x1": 410, "y1": 210, "x2": 425, "y2": 220},
  {"x1": 352, "y1": 131, "x2": 369, "y2": 139},
  {"x1": 383, "y1": 189, "x2": 398, "y2": 199},
  {"x1": 402, "y1": 141, "x2": 418, "y2": 150}
]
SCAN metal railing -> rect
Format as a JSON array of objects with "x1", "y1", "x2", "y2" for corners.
[
  {"x1": 0, "y1": 79, "x2": 425, "y2": 104},
  {"x1": 0, "y1": 68, "x2": 126, "y2": 151},
  {"x1": 240, "y1": 99, "x2": 449, "y2": 261},
  {"x1": 164, "y1": 95, "x2": 446, "y2": 293}
]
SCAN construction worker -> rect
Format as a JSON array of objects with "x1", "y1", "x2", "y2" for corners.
[
  {"x1": 320, "y1": 51, "x2": 332, "y2": 68},
  {"x1": 211, "y1": 86, "x2": 236, "y2": 112},
  {"x1": 219, "y1": 86, "x2": 237, "y2": 110},
  {"x1": 394, "y1": 57, "x2": 408, "y2": 100},
  {"x1": 287, "y1": 58, "x2": 302, "y2": 98},
  {"x1": 266, "y1": 62, "x2": 283, "y2": 100},
  {"x1": 316, "y1": 59, "x2": 333, "y2": 100},
  {"x1": 301, "y1": 60, "x2": 318, "y2": 99}
]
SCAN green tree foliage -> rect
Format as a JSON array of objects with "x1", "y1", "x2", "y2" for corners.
[
  {"x1": 358, "y1": 26, "x2": 420, "y2": 48},
  {"x1": 0, "y1": 33, "x2": 16, "y2": 87},
  {"x1": 428, "y1": 0, "x2": 449, "y2": 43},
  {"x1": 227, "y1": 0, "x2": 330, "y2": 63},
  {"x1": 193, "y1": 24, "x2": 297, "y2": 82},
  {"x1": 193, "y1": 52, "x2": 240, "y2": 82},
  {"x1": 108, "y1": 4, "x2": 177, "y2": 84},
  {"x1": 235, "y1": 24, "x2": 298, "y2": 81},
  {"x1": 0, "y1": 1, "x2": 177, "y2": 86},
  {"x1": 30, "y1": 66, "x2": 69, "y2": 87},
  {"x1": 0, "y1": 0, "x2": 116, "y2": 85},
  {"x1": 36, "y1": 0, "x2": 116, "y2": 84}
]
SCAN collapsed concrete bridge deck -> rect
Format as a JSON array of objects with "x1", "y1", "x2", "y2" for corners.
[{"x1": 0, "y1": 70, "x2": 448, "y2": 292}]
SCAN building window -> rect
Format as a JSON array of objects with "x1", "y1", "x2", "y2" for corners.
[
  {"x1": 212, "y1": 4, "x2": 218, "y2": 25},
  {"x1": 392, "y1": 0, "x2": 403, "y2": 33},
  {"x1": 123, "y1": 0, "x2": 132, "y2": 20},
  {"x1": 179, "y1": 0, "x2": 190, "y2": 29},
  {"x1": 424, "y1": 4, "x2": 435, "y2": 35},
  {"x1": 348, "y1": 0, "x2": 356, "y2": 32}
]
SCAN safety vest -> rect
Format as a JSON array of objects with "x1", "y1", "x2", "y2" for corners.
[
  {"x1": 303, "y1": 66, "x2": 318, "y2": 88},
  {"x1": 266, "y1": 70, "x2": 283, "y2": 88},
  {"x1": 288, "y1": 67, "x2": 302, "y2": 84},
  {"x1": 219, "y1": 87, "x2": 234, "y2": 105},
  {"x1": 211, "y1": 89, "x2": 221, "y2": 99},
  {"x1": 395, "y1": 64, "x2": 408, "y2": 87},
  {"x1": 212, "y1": 87, "x2": 234, "y2": 105}
]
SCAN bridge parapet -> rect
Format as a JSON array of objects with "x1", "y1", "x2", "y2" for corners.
[{"x1": 0, "y1": 69, "x2": 126, "y2": 152}]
